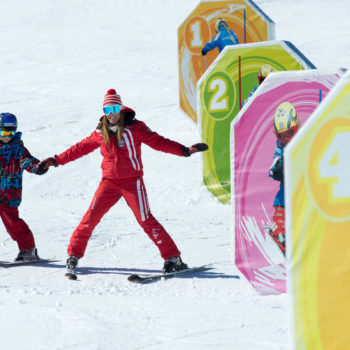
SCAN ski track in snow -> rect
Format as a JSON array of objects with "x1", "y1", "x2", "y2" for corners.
[{"x1": 0, "y1": 0, "x2": 348, "y2": 349}]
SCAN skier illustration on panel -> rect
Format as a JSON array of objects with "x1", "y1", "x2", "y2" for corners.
[
  {"x1": 242, "y1": 64, "x2": 274, "y2": 107},
  {"x1": 0, "y1": 113, "x2": 48, "y2": 262},
  {"x1": 267, "y1": 102, "x2": 300, "y2": 255},
  {"x1": 201, "y1": 18, "x2": 239, "y2": 57},
  {"x1": 39, "y1": 89, "x2": 208, "y2": 279}
]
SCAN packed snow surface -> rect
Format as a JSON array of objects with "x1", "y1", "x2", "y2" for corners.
[{"x1": 0, "y1": 0, "x2": 349, "y2": 349}]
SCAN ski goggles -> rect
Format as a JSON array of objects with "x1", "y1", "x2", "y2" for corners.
[
  {"x1": 103, "y1": 104, "x2": 122, "y2": 115},
  {"x1": 0, "y1": 130, "x2": 16, "y2": 138}
]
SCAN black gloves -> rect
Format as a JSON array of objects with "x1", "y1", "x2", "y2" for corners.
[
  {"x1": 201, "y1": 49, "x2": 207, "y2": 56},
  {"x1": 183, "y1": 143, "x2": 209, "y2": 157},
  {"x1": 35, "y1": 157, "x2": 58, "y2": 175},
  {"x1": 35, "y1": 163, "x2": 49, "y2": 175},
  {"x1": 270, "y1": 158, "x2": 284, "y2": 182},
  {"x1": 39, "y1": 157, "x2": 58, "y2": 169}
]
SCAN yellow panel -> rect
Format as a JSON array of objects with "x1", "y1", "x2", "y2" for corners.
[{"x1": 286, "y1": 72, "x2": 350, "y2": 350}]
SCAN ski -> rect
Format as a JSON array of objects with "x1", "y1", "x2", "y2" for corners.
[
  {"x1": 127, "y1": 264, "x2": 212, "y2": 283},
  {"x1": 0, "y1": 257, "x2": 56, "y2": 268}
]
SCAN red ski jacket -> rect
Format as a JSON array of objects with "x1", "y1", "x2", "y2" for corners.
[{"x1": 54, "y1": 108, "x2": 186, "y2": 180}]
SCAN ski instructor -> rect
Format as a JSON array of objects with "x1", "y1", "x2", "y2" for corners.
[{"x1": 40, "y1": 89, "x2": 208, "y2": 279}]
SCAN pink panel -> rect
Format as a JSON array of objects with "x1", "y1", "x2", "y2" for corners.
[{"x1": 233, "y1": 78, "x2": 336, "y2": 295}]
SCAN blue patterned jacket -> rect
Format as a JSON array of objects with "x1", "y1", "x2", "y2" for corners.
[{"x1": 0, "y1": 132, "x2": 41, "y2": 207}]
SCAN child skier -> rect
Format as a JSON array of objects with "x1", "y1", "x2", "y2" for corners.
[
  {"x1": 0, "y1": 113, "x2": 48, "y2": 261},
  {"x1": 40, "y1": 89, "x2": 208, "y2": 279},
  {"x1": 268, "y1": 102, "x2": 300, "y2": 254},
  {"x1": 242, "y1": 64, "x2": 274, "y2": 107},
  {"x1": 201, "y1": 18, "x2": 239, "y2": 56}
]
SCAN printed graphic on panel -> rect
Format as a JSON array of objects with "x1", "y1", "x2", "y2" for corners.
[
  {"x1": 178, "y1": 0, "x2": 274, "y2": 122},
  {"x1": 285, "y1": 71, "x2": 350, "y2": 349},
  {"x1": 198, "y1": 40, "x2": 316, "y2": 205},
  {"x1": 230, "y1": 70, "x2": 339, "y2": 295}
]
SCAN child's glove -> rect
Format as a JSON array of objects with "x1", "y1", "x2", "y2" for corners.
[
  {"x1": 35, "y1": 163, "x2": 49, "y2": 175},
  {"x1": 39, "y1": 157, "x2": 58, "y2": 169},
  {"x1": 183, "y1": 143, "x2": 209, "y2": 157}
]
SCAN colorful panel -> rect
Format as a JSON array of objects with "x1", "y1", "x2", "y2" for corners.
[
  {"x1": 178, "y1": 0, "x2": 274, "y2": 122},
  {"x1": 198, "y1": 40, "x2": 315, "y2": 204},
  {"x1": 285, "y1": 71, "x2": 350, "y2": 349},
  {"x1": 231, "y1": 70, "x2": 339, "y2": 295}
]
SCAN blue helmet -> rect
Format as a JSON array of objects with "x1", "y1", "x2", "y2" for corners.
[
  {"x1": 215, "y1": 18, "x2": 228, "y2": 32},
  {"x1": 0, "y1": 113, "x2": 17, "y2": 130}
]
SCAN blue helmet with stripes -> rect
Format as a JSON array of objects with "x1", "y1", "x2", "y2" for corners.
[{"x1": 0, "y1": 113, "x2": 17, "y2": 130}]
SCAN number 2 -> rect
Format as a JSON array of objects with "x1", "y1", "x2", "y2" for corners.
[{"x1": 209, "y1": 78, "x2": 228, "y2": 111}]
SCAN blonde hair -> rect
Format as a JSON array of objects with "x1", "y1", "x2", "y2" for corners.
[{"x1": 97, "y1": 113, "x2": 125, "y2": 144}]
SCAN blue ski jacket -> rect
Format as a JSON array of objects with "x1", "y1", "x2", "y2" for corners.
[
  {"x1": 269, "y1": 140, "x2": 285, "y2": 207},
  {"x1": 202, "y1": 26, "x2": 239, "y2": 55},
  {"x1": 0, "y1": 132, "x2": 41, "y2": 207}
]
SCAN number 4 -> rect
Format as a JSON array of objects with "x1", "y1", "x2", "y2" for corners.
[{"x1": 318, "y1": 132, "x2": 350, "y2": 198}]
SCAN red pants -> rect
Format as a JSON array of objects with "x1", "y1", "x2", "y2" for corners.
[
  {"x1": 0, "y1": 205, "x2": 35, "y2": 250},
  {"x1": 272, "y1": 205, "x2": 286, "y2": 252},
  {"x1": 67, "y1": 177, "x2": 181, "y2": 259}
]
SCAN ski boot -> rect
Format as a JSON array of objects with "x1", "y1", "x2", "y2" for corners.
[
  {"x1": 14, "y1": 248, "x2": 40, "y2": 262},
  {"x1": 65, "y1": 255, "x2": 79, "y2": 280},
  {"x1": 163, "y1": 256, "x2": 188, "y2": 273},
  {"x1": 266, "y1": 226, "x2": 286, "y2": 255}
]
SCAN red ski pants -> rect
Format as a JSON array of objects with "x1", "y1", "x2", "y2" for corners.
[
  {"x1": 0, "y1": 205, "x2": 35, "y2": 250},
  {"x1": 67, "y1": 177, "x2": 181, "y2": 259},
  {"x1": 273, "y1": 205, "x2": 285, "y2": 237}
]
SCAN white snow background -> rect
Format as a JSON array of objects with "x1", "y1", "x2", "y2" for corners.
[{"x1": 0, "y1": 0, "x2": 349, "y2": 349}]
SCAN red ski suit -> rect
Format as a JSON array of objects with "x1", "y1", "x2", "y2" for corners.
[
  {"x1": 0, "y1": 132, "x2": 43, "y2": 251},
  {"x1": 54, "y1": 108, "x2": 185, "y2": 259}
]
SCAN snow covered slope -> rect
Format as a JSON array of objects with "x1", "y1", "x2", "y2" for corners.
[{"x1": 0, "y1": 0, "x2": 349, "y2": 349}]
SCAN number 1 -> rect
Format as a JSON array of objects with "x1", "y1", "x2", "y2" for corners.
[{"x1": 191, "y1": 22, "x2": 202, "y2": 47}]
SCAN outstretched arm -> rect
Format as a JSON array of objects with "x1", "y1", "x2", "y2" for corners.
[
  {"x1": 20, "y1": 147, "x2": 48, "y2": 175},
  {"x1": 137, "y1": 122, "x2": 208, "y2": 157},
  {"x1": 201, "y1": 34, "x2": 219, "y2": 55},
  {"x1": 39, "y1": 131, "x2": 101, "y2": 170}
]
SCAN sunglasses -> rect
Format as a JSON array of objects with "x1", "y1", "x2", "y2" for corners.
[
  {"x1": 0, "y1": 130, "x2": 16, "y2": 138},
  {"x1": 103, "y1": 105, "x2": 122, "y2": 115}
]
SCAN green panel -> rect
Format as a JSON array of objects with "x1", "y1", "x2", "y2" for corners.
[{"x1": 199, "y1": 42, "x2": 313, "y2": 203}]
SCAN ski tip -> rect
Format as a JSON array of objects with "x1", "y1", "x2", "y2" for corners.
[
  {"x1": 128, "y1": 274, "x2": 141, "y2": 282},
  {"x1": 65, "y1": 273, "x2": 77, "y2": 281}
]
